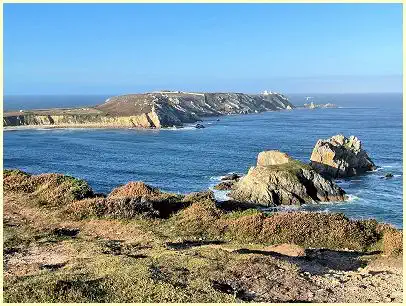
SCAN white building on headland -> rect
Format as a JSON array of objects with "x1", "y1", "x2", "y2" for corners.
[{"x1": 262, "y1": 90, "x2": 276, "y2": 95}]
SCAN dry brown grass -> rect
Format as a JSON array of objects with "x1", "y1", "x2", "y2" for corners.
[
  {"x1": 66, "y1": 193, "x2": 186, "y2": 220},
  {"x1": 3, "y1": 170, "x2": 404, "y2": 303},
  {"x1": 173, "y1": 199, "x2": 224, "y2": 238},
  {"x1": 258, "y1": 212, "x2": 379, "y2": 251},
  {"x1": 3, "y1": 169, "x2": 36, "y2": 193},
  {"x1": 4, "y1": 169, "x2": 402, "y2": 254},
  {"x1": 225, "y1": 213, "x2": 265, "y2": 242},
  {"x1": 4, "y1": 169, "x2": 94, "y2": 207},
  {"x1": 108, "y1": 181, "x2": 160, "y2": 199},
  {"x1": 181, "y1": 190, "x2": 215, "y2": 204},
  {"x1": 382, "y1": 229, "x2": 403, "y2": 256},
  {"x1": 173, "y1": 202, "x2": 385, "y2": 251}
]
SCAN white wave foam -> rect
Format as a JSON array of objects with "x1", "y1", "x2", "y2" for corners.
[
  {"x1": 346, "y1": 194, "x2": 360, "y2": 202},
  {"x1": 164, "y1": 126, "x2": 196, "y2": 131},
  {"x1": 209, "y1": 176, "x2": 223, "y2": 181},
  {"x1": 210, "y1": 187, "x2": 230, "y2": 201}
]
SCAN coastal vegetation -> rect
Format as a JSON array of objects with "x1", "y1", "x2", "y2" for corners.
[{"x1": 3, "y1": 169, "x2": 403, "y2": 303}]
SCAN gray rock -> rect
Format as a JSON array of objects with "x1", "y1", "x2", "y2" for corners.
[
  {"x1": 229, "y1": 150, "x2": 346, "y2": 206},
  {"x1": 213, "y1": 181, "x2": 235, "y2": 191},
  {"x1": 310, "y1": 135, "x2": 376, "y2": 178},
  {"x1": 221, "y1": 173, "x2": 241, "y2": 181}
]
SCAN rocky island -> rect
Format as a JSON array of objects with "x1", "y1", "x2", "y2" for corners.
[
  {"x1": 310, "y1": 134, "x2": 377, "y2": 178},
  {"x1": 229, "y1": 150, "x2": 346, "y2": 206},
  {"x1": 3, "y1": 91, "x2": 294, "y2": 129}
]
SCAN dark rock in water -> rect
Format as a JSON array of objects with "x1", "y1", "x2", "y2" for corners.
[
  {"x1": 221, "y1": 173, "x2": 241, "y2": 181},
  {"x1": 214, "y1": 181, "x2": 235, "y2": 191},
  {"x1": 216, "y1": 119, "x2": 220, "y2": 121},
  {"x1": 215, "y1": 173, "x2": 242, "y2": 190},
  {"x1": 310, "y1": 134, "x2": 376, "y2": 178},
  {"x1": 195, "y1": 123, "x2": 205, "y2": 129},
  {"x1": 385, "y1": 173, "x2": 394, "y2": 179},
  {"x1": 229, "y1": 150, "x2": 346, "y2": 206}
]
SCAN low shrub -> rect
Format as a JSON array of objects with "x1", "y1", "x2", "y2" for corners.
[
  {"x1": 3, "y1": 169, "x2": 35, "y2": 193},
  {"x1": 172, "y1": 206, "x2": 385, "y2": 251},
  {"x1": 66, "y1": 193, "x2": 187, "y2": 220},
  {"x1": 258, "y1": 212, "x2": 379, "y2": 251},
  {"x1": 31, "y1": 174, "x2": 94, "y2": 206},
  {"x1": 108, "y1": 182, "x2": 160, "y2": 199},
  {"x1": 4, "y1": 170, "x2": 94, "y2": 206},
  {"x1": 173, "y1": 199, "x2": 224, "y2": 238},
  {"x1": 382, "y1": 228, "x2": 403, "y2": 256},
  {"x1": 224, "y1": 212, "x2": 265, "y2": 242}
]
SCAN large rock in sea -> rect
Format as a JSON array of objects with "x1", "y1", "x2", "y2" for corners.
[
  {"x1": 310, "y1": 134, "x2": 376, "y2": 178},
  {"x1": 229, "y1": 151, "x2": 345, "y2": 206}
]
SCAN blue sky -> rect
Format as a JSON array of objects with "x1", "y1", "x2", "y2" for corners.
[{"x1": 4, "y1": 3, "x2": 402, "y2": 95}]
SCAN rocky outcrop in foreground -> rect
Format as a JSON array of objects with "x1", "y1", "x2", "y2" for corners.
[
  {"x1": 3, "y1": 91, "x2": 294, "y2": 129},
  {"x1": 229, "y1": 150, "x2": 346, "y2": 206},
  {"x1": 310, "y1": 134, "x2": 376, "y2": 178}
]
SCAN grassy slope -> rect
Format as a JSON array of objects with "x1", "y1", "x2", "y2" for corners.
[{"x1": 3, "y1": 170, "x2": 403, "y2": 303}]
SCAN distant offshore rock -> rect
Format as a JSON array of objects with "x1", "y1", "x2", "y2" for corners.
[
  {"x1": 3, "y1": 91, "x2": 295, "y2": 129},
  {"x1": 229, "y1": 150, "x2": 346, "y2": 206},
  {"x1": 383, "y1": 173, "x2": 394, "y2": 179},
  {"x1": 310, "y1": 134, "x2": 376, "y2": 178},
  {"x1": 303, "y1": 102, "x2": 337, "y2": 109}
]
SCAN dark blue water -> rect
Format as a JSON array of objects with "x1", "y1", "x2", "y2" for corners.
[{"x1": 3, "y1": 93, "x2": 403, "y2": 228}]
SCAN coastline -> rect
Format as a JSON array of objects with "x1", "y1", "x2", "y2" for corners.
[{"x1": 1, "y1": 108, "x2": 313, "y2": 131}]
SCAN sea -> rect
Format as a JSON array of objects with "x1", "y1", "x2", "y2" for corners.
[{"x1": 3, "y1": 93, "x2": 403, "y2": 228}]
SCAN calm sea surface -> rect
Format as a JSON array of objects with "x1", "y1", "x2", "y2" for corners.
[{"x1": 3, "y1": 93, "x2": 403, "y2": 228}]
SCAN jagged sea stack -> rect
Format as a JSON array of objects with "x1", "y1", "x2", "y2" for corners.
[
  {"x1": 229, "y1": 150, "x2": 346, "y2": 206},
  {"x1": 310, "y1": 134, "x2": 376, "y2": 178}
]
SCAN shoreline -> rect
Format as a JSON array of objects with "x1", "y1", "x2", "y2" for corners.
[{"x1": 1, "y1": 107, "x2": 311, "y2": 131}]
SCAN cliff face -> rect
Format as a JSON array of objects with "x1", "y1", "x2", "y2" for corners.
[
  {"x1": 3, "y1": 91, "x2": 295, "y2": 129},
  {"x1": 3, "y1": 112, "x2": 162, "y2": 129}
]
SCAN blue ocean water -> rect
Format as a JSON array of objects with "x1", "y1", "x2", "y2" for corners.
[{"x1": 3, "y1": 93, "x2": 403, "y2": 228}]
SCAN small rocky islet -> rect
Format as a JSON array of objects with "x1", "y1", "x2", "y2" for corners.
[
  {"x1": 215, "y1": 134, "x2": 378, "y2": 207},
  {"x1": 3, "y1": 133, "x2": 403, "y2": 302}
]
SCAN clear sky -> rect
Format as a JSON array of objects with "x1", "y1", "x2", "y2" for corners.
[{"x1": 4, "y1": 3, "x2": 403, "y2": 95}]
